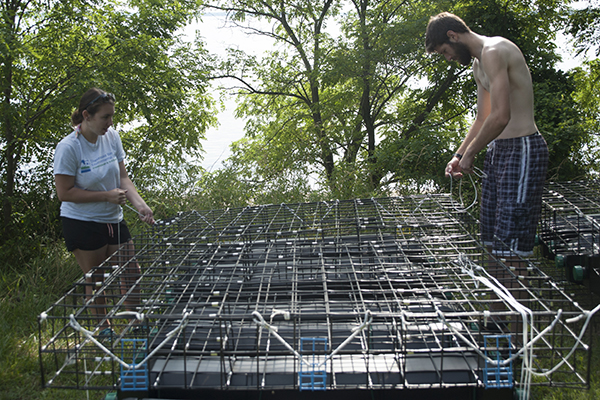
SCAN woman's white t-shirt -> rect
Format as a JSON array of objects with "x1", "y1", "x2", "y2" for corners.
[{"x1": 54, "y1": 127, "x2": 126, "y2": 223}]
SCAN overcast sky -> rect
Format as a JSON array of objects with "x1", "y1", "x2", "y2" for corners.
[{"x1": 190, "y1": 12, "x2": 273, "y2": 171}]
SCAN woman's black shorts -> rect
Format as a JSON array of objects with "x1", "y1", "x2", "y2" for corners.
[{"x1": 61, "y1": 217, "x2": 132, "y2": 252}]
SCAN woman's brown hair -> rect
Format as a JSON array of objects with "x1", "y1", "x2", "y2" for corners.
[{"x1": 70, "y1": 88, "x2": 115, "y2": 126}]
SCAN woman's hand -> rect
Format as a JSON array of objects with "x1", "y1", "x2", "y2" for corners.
[
  {"x1": 106, "y1": 188, "x2": 128, "y2": 205},
  {"x1": 137, "y1": 204, "x2": 155, "y2": 225}
]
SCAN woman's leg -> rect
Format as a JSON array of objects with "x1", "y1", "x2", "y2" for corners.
[
  {"x1": 108, "y1": 241, "x2": 142, "y2": 312},
  {"x1": 73, "y1": 245, "x2": 112, "y2": 330}
]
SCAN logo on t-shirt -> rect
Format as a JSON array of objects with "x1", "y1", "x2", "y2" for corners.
[{"x1": 80, "y1": 159, "x2": 91, "y2": 173}]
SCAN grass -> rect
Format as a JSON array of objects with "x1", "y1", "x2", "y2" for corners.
[
  {"x1": 0, "y1": 244, "x2": 108, "y2": 400},
  {"x1": 0, "y1": 241, "x2": 599, "y2": 400}
]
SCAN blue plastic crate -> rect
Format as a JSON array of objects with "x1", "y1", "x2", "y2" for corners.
[
  {"x1": 120, "y1": 339, "x2": 149, "y2": 391},
  {"x1": 299, "y1": 338, "x2": 328, "y2": 391},
  {"x1": 483, "y1": 334, "x2": 513, "y2": 389}
]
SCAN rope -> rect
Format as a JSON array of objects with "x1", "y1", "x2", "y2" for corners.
[
  {"x1": 68, "y1": 312, "x2": 191, "y2": 370},
  {"x1": 451, "y1": 255, "x2": 599, "y2": 399},
  {"x1": 435, "y1": 309, "x2": 563, "y2": 366},
  {"x1": 252, "y1": 311, "x2": 310, "y2": 366},
  {"x1": 318, "y1": 310, "x2": 373, "y2": 368},
  {"x1": 456, "y1": 255, "x2": 534, "y2": 399},
  {"x1": 252, "y1": 310, "x2": 373, "y2": 368},
  {"x1": 531, "y1": 303, "x2": 600, "y2": 377},
  {"x1": 449, "y1": 166, "x2": 487, "y2": 212}
]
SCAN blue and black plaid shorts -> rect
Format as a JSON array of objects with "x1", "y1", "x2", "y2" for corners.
[{"x1": 480, "y1": 132, "x2": 549, "y2": 256}]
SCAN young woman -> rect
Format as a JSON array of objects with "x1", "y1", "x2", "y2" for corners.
[{"x1": 54, "y1": 88, "x2": 154, "y2": 337}]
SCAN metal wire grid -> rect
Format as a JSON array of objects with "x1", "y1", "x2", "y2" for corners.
[
  {"x1": 38, "y1": 195, "x2": 591, "y2": 393},
  {"x1": 539, "y1": 181, "x2": 600, "y2": 259}
]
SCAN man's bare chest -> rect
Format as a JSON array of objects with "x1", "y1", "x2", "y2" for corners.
[{"x1": 473, "y1": 63, "x2": 490, "y2": 91}]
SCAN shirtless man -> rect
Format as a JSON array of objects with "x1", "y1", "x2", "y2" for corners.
[{"x1": 425, "y1": 13, "x2": 548, "y2": 328}]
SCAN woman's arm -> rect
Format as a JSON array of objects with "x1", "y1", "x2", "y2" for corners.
[
  {"x1": 55, "y1": 174, "x2": 127, "y2": 204},
  {"x1": 118, "y1": 162, "x2": 155, "y2": 224}
]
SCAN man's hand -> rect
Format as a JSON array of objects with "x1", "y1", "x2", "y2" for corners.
[
  {"x1": 446, "y1": 156, "x2": 463, "y2": 178},
  {"x1": 459, "y1": 153, "x2": 475, "y2": 175}
]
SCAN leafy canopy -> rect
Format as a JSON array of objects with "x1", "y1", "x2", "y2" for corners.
[{"x1": 0, "y1": 0, "x2": 216, "y2": 254}]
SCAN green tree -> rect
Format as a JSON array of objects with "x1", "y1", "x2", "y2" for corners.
[
  {"x1": 328, "y1": 0, "x2": 461, "y2": 192},
  {"x1": 341, "y1": 0, "x2": 473, "y2": 194},
  {"x1": 209, "y1": 0, "x2": 339, "y2": 190},
  {"x1": 0, "y1": 0, "x2": 216, "y2": 254},
  {"x1": 567, "y1": 0, "x2": 600, "y2": 57},
  {"x1": 209, "y1": 0, "x2": 575, "y2": 199},
  {"x1": 572, "y1": 59, "x2": 600, "y2": 134},
  {"x1": 563, "y1": 1, "x2": 600, "y2": 178},
  {"x1": 534, "y1": 67, "x2": 593, "y2": 180},
  {"x1": 209, "y1": 0, "x2": 457, "y2": 197},
  {"x1": 568, "y1": 59, "x2": 600, "y2": 176}
]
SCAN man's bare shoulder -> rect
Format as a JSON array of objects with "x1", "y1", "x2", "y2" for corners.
[{"x1": 481, "y1": 36, "x2": 523, "y2": 62}]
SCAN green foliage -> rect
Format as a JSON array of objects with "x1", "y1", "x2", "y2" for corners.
[
  {"x1": 1, "y1": 0, "x2": 595, "y2": 269},
  {"x1": 456, "y1": 0, "x2": 566, "y2": 69},
  {"x1": 0, "y1": 244, "x2": 104, "y2": 399},
  {"x1": 194, "y1": 150, "x2": 321, "y2": 207},
  {"x1": 567, "y1": 1, "x2": 600, "y2": 57},
  {"x1": 211, "y1": 0, "x2": 580, "y2": 199},
  {"x1": 533, "y1": 67, "x2": 593, "y2": 180},
  {"x1": 571, "y1": 60, "x2": 600, "y2": 130},
  {"x1": 0, "y1": 0, "x2": 216, "y2": 263},
  {"x1": 569, "y1": 59, "x2": 600, "y2": 178}
]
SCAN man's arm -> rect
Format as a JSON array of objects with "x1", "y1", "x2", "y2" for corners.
[
  {"x1": 460, "y1": 46, "x2": 511, "y2": 170},
  {"x1": 446, "y1": 64, "x2": 490, "y2": 178},
  {"x1": 457, "y1": 82, "x2": 490, "y2": 154}
]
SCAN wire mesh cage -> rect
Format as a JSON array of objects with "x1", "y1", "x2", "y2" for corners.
[
  {"x1": 38, "y1": 195, "x2": 594, "y2": 398},
  {"x1": 538, "y1": 181, "x2": 600, "y2": 286}
]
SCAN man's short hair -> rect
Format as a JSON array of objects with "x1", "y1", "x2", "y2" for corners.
[{"x1": 425, "y1": 12, "x2": 471, "y2": 53}]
